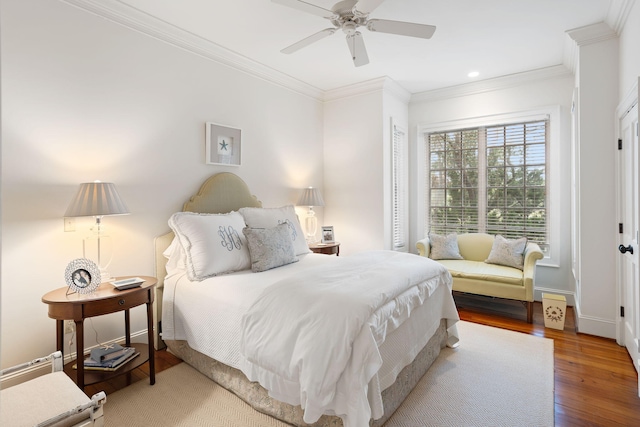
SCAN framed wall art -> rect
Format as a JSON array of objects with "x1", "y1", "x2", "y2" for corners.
[{"x1": 205, "y1": 122, "x2": 242, "y2": 166}]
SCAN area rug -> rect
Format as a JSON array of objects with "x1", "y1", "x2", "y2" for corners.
[{"x1": 103, "y1": 321, "x2": 554, "y2": 426}]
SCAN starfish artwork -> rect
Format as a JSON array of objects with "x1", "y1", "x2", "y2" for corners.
[{"x1": 219, "y1": 139, "x2": 229, "y2": 152}]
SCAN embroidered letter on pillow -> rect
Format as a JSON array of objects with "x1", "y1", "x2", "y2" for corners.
[
  {"x1": 168, "y1": 211, "x2": 251, "y2": 280},
  {"x1": 429, "y1": 232, "x2": 463, "y2": 260},
  {"x1": 485, "y1": 235, "x2": 528, "y2": 270}
]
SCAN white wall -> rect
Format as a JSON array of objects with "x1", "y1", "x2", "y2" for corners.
[
  {"x1": 572, "y1": 34, "x2": 619, "y2": 337},
  {"x1": 619, "y1": 1, "x2": 640, "y2": 100},
  {"x1": 408, "y1": 71, "x2": 576, "y2": 303},
  {"x1": 323, "y1": 79, "x2": 410, "y2": 255},
  {"x1": 0, "y1": 0, "x2": 324, "y2": 368}
]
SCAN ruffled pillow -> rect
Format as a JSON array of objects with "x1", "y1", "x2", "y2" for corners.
[
  {"x1": 243, "y1": 223, "x2": 298, "y2": 272},
  {"x1": 239, "y1": 205, "x2": 310, "y2": 256},
  {"x1": 485, "y1": 235, "x2": 528, "y2": 270},
  {"x1": 429, "y1": 232, "x2": 463, "y2": 260},
  {"x1": 168, "y1": 211, "x2": 251, "y2": 280}
]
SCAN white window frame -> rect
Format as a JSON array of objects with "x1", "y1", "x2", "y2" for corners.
[{"x1": 416, "y1": 107, "x2": 560, "y2": 267}]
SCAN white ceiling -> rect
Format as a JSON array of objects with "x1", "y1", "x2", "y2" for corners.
[{"x1": 116, "y1": 0, "x2": 615, "y2": 94}]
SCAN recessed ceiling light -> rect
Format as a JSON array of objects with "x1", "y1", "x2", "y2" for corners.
[{"x1": 468, "y1": 71, "x2": 480, "y2": 78}]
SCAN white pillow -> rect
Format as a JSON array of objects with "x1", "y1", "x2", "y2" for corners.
[
  {"x1": 239, "y1": 205, "x2": 310, "y2": 256},
  {"x1": 485, "y1": 235, "x2": 528, "y2": 270},
  {"x1": 168, "y1": 211, "x2": 251, "y2": 280},
  {"x1": 163, "y1": 236, "x2": 187, "y2": 275},
  {"x1": 243, "y1": 224, "x2": 298, "y2": 273},
  {"x1": 429, "y1": 232, "x2": 463, "y2": 260}
]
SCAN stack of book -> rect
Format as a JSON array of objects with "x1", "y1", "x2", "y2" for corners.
[{"x1": 75, "y1": 343, "x2": 139, "y2": 371}]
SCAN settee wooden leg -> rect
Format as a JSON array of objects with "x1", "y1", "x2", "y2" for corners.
[{"x1": 527, "y1": 301, "x2": 533, "y2": 323}]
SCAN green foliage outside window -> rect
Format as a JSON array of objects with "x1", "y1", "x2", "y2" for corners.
[{"x1": 427, "y1": 121, "x2": 548, "y2": 251}]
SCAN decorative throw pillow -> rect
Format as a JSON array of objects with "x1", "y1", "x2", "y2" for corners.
[
  {"x1": 243, "y1": 223, "x2": 298, "y2": 273},
  {"x1": 429, "y1": 232, "x2": 463, "y2": 260},
  {"x1": 485, "y1": 235, "x2": 528, "y2": 270},
  {"x1": 239, "y1": 205, "x2": 310, "y2": 256},
  {"x1": 168, "y1": 211, "x2": 251, "y2": 280}
]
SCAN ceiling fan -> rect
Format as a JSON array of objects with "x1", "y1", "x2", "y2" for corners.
[{"x1": 273, "y1": 0, "x2": 436, "y2": 67}]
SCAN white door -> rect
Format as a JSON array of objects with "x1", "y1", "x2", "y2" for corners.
[{"x1": 617, "y1": 100, "x2": 639, "y2": 396}]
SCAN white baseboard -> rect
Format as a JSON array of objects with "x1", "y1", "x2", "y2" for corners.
[
  {"x1": 1, "y1": 329, "x2": 149, "y2": 389},
  {"x1": 572, "y1": 303, "x2": 617, "y2": 339},
  {"x1": 534, "y1": 287, "x2": 575, "y2": 306}
]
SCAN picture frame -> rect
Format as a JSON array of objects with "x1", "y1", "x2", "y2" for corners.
[
  {"x1": 65, "y1": 258, "x2": 102, "y2": 294},
  {"x1": 205, "y1": 122, "x2": 242, "y2": 166},
  {"x1": 321, "y1": 226, "x2": 335, "y2": 244}
]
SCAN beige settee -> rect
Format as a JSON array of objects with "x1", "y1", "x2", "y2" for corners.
[{"x1": 417, "y1": 233, "x2": 544, "y2": 323}]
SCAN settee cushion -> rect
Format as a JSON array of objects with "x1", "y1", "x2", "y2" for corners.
[
  {"x1": 428, "y1": 232, "x2": 463, "y2": 260},
  {"x1": 437, "y1": 259, "x2": 524, "y2": 286},
  {"x1": 485, "y1": 235, "x2": 528, "y2": 270}
]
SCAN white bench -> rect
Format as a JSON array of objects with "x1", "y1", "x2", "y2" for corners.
[{"x1": 1, "y1": 351, "x2": 106, "y2": 427}]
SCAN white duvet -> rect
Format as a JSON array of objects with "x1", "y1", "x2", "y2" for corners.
[
  {"x1": 162, "y1": 248, "x2": 458, "y2": 427},
  {"x1": 239, "y1": 250, "x2": 456, "y2": 427}
]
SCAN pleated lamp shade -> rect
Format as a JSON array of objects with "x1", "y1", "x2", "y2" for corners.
[
  {"x1": 65, "y1": 182, "x2": 129, "y2": 217},
  {"x1": 297, "y1": 187, "x2": 325, "y2": 207}
]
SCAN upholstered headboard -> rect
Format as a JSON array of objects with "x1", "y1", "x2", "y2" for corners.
[{"x1": 152, "y1": 172, "x2": 262, "y2": 348}]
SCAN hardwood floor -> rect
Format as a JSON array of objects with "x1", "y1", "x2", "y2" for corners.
[
  {"x1": 454, "y1": 293, "x2": 640, "y2": 426},
  {"x1": 85, "y1": 294, "x2": 640, "y2": 426}
]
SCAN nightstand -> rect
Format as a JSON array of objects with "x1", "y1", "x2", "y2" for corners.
[
  {"x1": 41, "y1": 276, "x2": 156, "y2": 391},
  {"x1": 309, "y1": 242, "x2": 340, "y2": 256}
]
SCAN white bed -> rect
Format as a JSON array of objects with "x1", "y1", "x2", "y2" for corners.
[{"x1": 154, "y1": 173, "x2": 459, "y2": 427}]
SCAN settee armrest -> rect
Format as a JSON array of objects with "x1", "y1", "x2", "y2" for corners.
[
  {"x1": 416, "y1": 237, "x2": 431, "y2": 257},
  {"x1": 522, "y1": 242, "x2": 544, "y2": 300}
]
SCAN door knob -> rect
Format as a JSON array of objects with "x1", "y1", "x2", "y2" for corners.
[{"x1": 619, "y1": 244, "x2": 634, "y2": 254}]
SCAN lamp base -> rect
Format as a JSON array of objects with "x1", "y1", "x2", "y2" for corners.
[
  {"x1": 304, "y1": 209, "x2": 318, "y2": 244},
  {"x1": 99, "y1": 268, "x2": 114, "y2": 283}
]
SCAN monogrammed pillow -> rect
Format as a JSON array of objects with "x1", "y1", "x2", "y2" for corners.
[
  {"x1": 429, "y1": 232, "x2": 464, "y2": 260},
  {"x1": 168, "y1": 211, "x2": 251, "y2": 280},
  {"x1": 485, "y1": 235, "x2": 528, "y2": 270}
]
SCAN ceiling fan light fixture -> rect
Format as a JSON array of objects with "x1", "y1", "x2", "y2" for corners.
[{"x1": 273, "y1": 0, "x2": 435, "y2": 66}]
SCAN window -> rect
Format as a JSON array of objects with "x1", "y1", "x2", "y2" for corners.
[
  {"x1": 392, "y1": 122, "x2": 408, "y2": 251},
  {"x1": 425, "y1": 119, "x2": 549, "y2": 252}
]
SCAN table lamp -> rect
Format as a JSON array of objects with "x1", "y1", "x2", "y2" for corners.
[
  {"x1": 64, "y1": 181, "x2": 129, "y2": 281},
  {"x1": 297, "y1": 187, "x2": 325, "y2": 243}
]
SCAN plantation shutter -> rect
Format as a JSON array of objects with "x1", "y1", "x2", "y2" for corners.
[{"x1": 392, "y1": 123, "x2": 407, "y2": 251}]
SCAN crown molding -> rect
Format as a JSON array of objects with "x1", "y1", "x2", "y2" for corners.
[
  {"x1": 322, "y1": 76, "x2": 411, "y2": 103},
  {"x1": 410, "y1": 65, "x2": 572, "y2": 104},
  {"x1": 61, "y1": 0, "x2": 324, "y2": 101},
  {"x1": 606, "y1": 0, "x2": 636, "y2": 34},
  {"x1": 565, "y1": 21, "x2": 618, "y2": 46},
  {"x1": 563, "y1": 21, "x2": 619, "y2": 73}
]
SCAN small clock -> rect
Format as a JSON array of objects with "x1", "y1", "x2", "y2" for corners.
[{"x1": 65, "y1": 258, "x2": 101, "y2": 294}]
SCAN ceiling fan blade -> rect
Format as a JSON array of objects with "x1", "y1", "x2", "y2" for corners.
[
  {"x1": 272, "y1": 0, "x2": 335, "y2": 18},
  {"x1": 346, "y1": 32, "x2": 369, "y2": 67},
  {"x1": 353, "y1": 0, "x2": 387, "y2": 14},
  {"x1": 281, "y1": 28, "x2": 336, "y2": 54},
  {"x1": 367, "y1": 19, "x2": 436, "y2": 39}
]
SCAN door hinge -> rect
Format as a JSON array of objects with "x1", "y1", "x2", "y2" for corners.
[
  {"x1": 621, "y1": 306, "x2": 625, "y2": 317},
  {"x1": 619, "y1": 223, "x2": 624, "y2": 233},
  {"x1": 618, "y1": 138, "x2": 623, "y2": 149}
]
